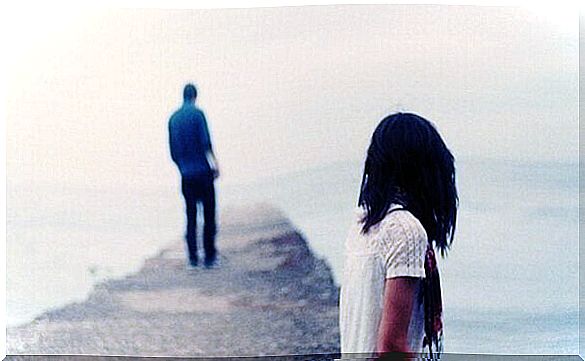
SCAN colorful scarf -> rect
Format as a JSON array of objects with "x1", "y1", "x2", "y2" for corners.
[{"x1": 422, "y1": 246, "x2": 443, "y2": 358}]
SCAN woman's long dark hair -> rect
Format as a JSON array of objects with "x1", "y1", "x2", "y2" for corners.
[{"x1": 358, "y1": 112, "x2": 458, "y2": 255}]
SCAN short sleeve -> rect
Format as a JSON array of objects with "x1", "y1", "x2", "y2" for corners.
[{"x1": 379, "y1": 210, "x2": 427, "y2": 279}]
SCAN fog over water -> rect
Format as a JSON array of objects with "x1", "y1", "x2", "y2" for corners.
[{"x1": 6, "y1": 6, "x2": 578, "y2": 188}]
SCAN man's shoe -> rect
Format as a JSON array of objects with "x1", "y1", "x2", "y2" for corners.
[
  {"x1": 187, "y1": 258, "x2": 199, "y2": 269},
  {"x1": 204, "y1": 257, "x2": 219, "y2": 269}
]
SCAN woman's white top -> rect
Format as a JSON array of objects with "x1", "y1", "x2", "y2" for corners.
[{"x1": 339, "y1": 204, "x2": 428, "y2": 355}]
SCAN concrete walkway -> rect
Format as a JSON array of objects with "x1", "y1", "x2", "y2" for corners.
[{"x1": 6, "y1": 205, "x2": 340, "y2": 358}]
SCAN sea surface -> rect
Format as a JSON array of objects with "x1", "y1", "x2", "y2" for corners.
[{"x1": 6, "y1": 158, "x2": 579, "y2": 354}]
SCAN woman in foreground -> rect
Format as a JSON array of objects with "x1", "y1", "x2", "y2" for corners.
[{"x1": 340, "y1": 112, "x2": 458, "y2": 359}]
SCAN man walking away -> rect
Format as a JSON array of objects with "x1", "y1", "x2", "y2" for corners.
[{"x1": 169, "y1": 83, "x2": 219, "y2": 268}]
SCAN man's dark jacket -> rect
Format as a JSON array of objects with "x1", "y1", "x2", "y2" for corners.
[{"x1": 168, "y1": 103, "x2": 213, "y2": 179}]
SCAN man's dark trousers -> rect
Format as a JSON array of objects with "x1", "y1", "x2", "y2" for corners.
[{"x1": 181, "y1": 175, "x2": 216, "y2": 264}]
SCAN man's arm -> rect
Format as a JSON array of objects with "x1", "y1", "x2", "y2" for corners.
[
  {"x1": 168, "y1": 121, "x2": 179, "y2": 164},
  {"x1": 199, "y1": 111, "x2": 213, "y2": 153},
  {"x1": 376, "y1": 277, "x2": 419, "y2": 358},
  {"x1": 199, "y1": 111, "x2": 219, "y2": 178}
]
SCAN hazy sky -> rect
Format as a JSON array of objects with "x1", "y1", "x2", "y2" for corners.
[{"x1": 6, "y1": 5, "x2": 579, "y2": 187}]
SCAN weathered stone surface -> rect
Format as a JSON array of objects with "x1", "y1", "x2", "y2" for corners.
[{"x1": 6, "y1": 205, "x2": 340, "y2": 358}]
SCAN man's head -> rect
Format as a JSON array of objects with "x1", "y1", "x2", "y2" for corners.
[{"x1": 183, "y1": 83, "x2": 198, "y2": 103}]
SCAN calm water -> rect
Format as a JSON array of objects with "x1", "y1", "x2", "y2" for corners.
[{"x1": 6, "y1": 158, "x2": 579, "y2": 354}]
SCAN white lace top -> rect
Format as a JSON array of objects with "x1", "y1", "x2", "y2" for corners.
[{"x1": 339, "y1": 204, "x2": 428, "y2": 355}]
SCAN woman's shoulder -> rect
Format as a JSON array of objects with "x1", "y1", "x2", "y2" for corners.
[
  {"x1": 379, "y1": 207, "x2": 428, "y2": 279},
  {"x1": 352, "y1": 205, "x2": 427, "y2": 243},
  {"x1": 378, "y1": 206, "x2": 428, "y2": 245}
]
